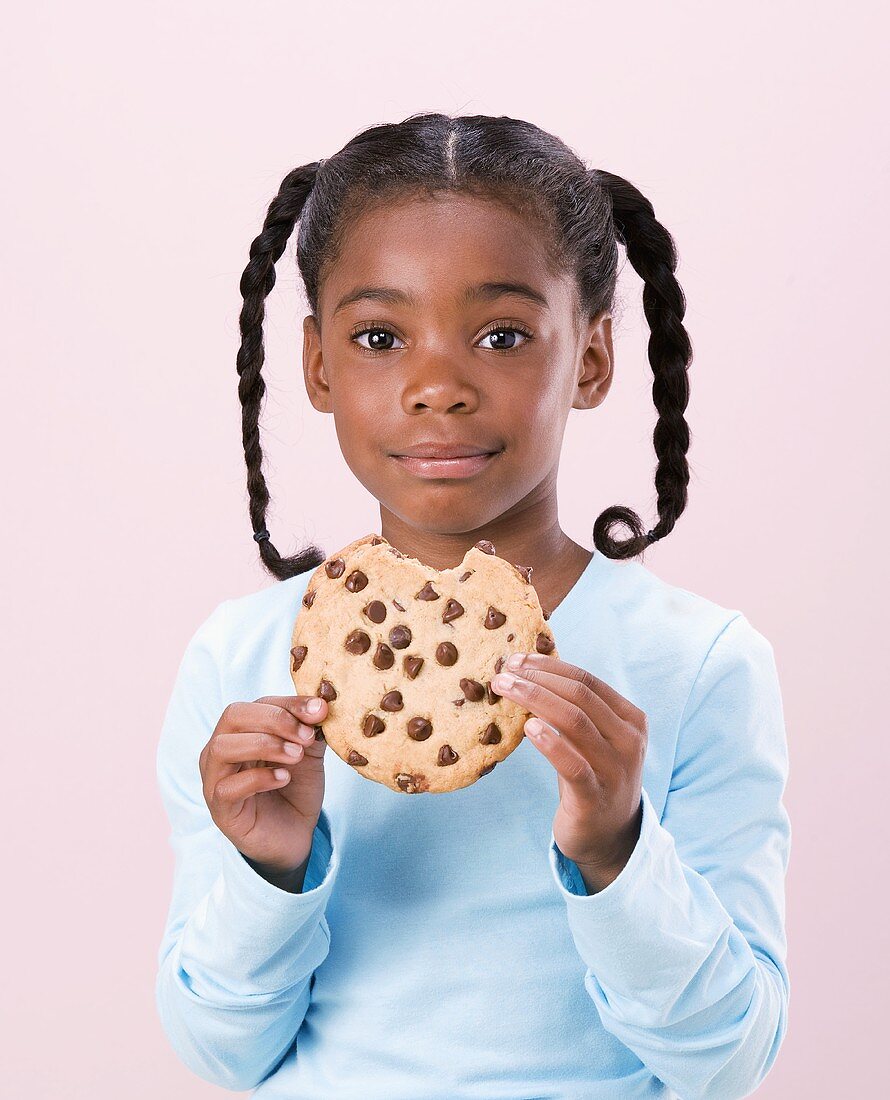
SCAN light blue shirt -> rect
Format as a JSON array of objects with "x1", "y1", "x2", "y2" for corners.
[{"x1": 155, "y1": 548, "x2": 791, "y2": 1098}]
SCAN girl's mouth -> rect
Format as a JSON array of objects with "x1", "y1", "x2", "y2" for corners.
[{"x1": 391, "y1": 452, "x2": 501, "y2": 479}]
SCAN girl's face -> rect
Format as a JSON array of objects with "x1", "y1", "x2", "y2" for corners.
[{"x1": 302, "y1": 191, "x2": 613, "y2": 558}]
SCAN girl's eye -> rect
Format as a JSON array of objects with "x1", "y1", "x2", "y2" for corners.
[
  {"x1": 476, "y1": 326, "x2": 532, "y2": 351},
  {"x1": 349, "y1": 323, "x2": 533, "y2": 353},
  {"x1": 351, "y1": 327, "x2": 405, "y2": 352}
]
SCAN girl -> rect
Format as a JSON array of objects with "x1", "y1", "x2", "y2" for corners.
[{"x1": 156, "y1": 112, "x2": 790, "y2": 1098}]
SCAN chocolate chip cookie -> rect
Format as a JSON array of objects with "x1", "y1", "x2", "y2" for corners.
[{"x1": 289, "y1": 533, "x2": 558, "y2": 794}]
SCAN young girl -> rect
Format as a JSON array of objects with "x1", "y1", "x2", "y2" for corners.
[{"x1": 156, "y1": 112, "x2": 790, "y2": 1098}]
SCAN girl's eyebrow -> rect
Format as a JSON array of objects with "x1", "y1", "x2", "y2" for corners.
[{"x1": 332, "y1": 281, "x2": 550, "y2": 316}]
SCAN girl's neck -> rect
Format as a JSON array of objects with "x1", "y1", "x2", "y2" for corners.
[{"x1": 377, "y1": 518, "x2": 593, "y2": 618}]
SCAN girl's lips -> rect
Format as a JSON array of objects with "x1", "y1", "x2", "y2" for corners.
[{"x1": 392, "y1": 451, "x2": 500, "y2": 479}]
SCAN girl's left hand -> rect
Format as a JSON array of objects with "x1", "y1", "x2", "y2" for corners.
[{"x1": 491, "y1": 651, "x2": 648, "y2": 892}]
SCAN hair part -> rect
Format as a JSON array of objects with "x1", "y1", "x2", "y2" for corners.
[{"x1": 235, "y1": 112, "x2": 692, "y2": 581}]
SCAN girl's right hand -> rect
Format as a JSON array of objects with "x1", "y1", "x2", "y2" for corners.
[{"x1": 199, "y1": 695, "x2": 329, "y2": 876}]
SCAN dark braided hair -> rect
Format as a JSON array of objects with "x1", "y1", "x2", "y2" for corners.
[{"x1": 236, "y1": 112, "x2": 693, "y2": 581}]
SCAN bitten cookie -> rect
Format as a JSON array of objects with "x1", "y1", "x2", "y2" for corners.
[{"x1": 289, "y1": 533, "x2": 559, "y2": 794}]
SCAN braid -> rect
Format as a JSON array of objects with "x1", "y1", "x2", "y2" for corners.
[
  {"x1": 591, "y1": 169, "x2": 693, "y2": 559},
  {"x1": 236, "y1": 163, "x2": 327, "y2": 581}
]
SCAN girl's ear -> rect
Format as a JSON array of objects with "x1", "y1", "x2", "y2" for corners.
[
  {"x1": 302, "y1": 313, "x2": 333, "y2": 413},
  {"x1": 572, "y1": 310, "x2": 614, "y2": 411}
]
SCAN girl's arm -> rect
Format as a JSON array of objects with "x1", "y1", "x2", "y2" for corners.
[
  {"x1": 154, "y1": 602, "x2": 341, "y2": 1092},
  {"x1": 549, "y1": 613, "x2": 791, "y2": 1100}
]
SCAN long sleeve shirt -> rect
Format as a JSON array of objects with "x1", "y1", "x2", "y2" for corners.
[{"x1": 155, "y1": 548, "x2": 791, "y2": 1098}]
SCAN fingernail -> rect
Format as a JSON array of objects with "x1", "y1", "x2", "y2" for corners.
[
  {"x1": 506, "y1": 653, "x2": 525, "y2": 670},
  {"x1": 306, "y1": 698, "x2": 323, "y2": 714},
  {"x1": 493, "y1": 672, "x2": 516, "y2": 690},
  {"x1": 298, "y1": 723, "x2": 316, "y2": 741},
  {"x1": 283, "y1": 741, "x2": 302, "y2": 756},
  {"x1": 526, "y1": 718, "x2": 548, "y2": 739}
]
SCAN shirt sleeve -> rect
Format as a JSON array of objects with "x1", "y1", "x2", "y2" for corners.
[
  {"x1": 154, "y1": 600, "x2": 342, "y2": 1092},
  {"x1": 548, "y1": 613, "x2": 791, "y2": 1100}
]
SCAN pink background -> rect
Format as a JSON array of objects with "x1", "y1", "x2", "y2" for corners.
[{"x1": 3, "y1": 2, "x2": 886, "y2": 1095}]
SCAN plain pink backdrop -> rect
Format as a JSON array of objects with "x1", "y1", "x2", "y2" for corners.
[{"x1": 3, "y1": 1, "x2": 887, "y2": 1096}]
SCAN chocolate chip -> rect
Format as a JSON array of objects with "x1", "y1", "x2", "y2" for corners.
[
  {"x1": 389, "y1": 625, "x2": 412, "y2": 649},
  {"x1": 485, "y1": 681, "x2": 501, "y2": 704},
  {"x1": 324, "y1": 558, "x2": 346, "y2": 578},
  {"x1": 371, "y1": 536, "x2": 385, "y2": 545},
  {"x1": 407, "y1": 717, "x2": 433, "y2": 741},
  {"x1": 344, "y1": 629, "x2": 371, "y2": 655},
  {"x1": 302, "y1": 589, "x2": 317, "y2": 609},
  {"x1": 437, "y1": 744, "x2": 459, "y2": 765},
  {"x1": 395, "y1": 772, "x2": 428, "y2": 793},
  {"x1": 479, "y1": 762, "x2": 497, "y2": 776},
  {"x1": 415, "y1": 580, "x2": 440, "y2": 601},
  {"x1": 435, "y1": 641, "x2": 458, "y2": 666},
  {"x1": 484, "y1": 606, "x2": 507, "y2": 629},
  {"x1": 442, "y1": 599, "x2": 464, "y2": 624},
  {"x1": 480, "y1": 722, "x2": 502, "y2": 745},
  {"x1": 373, "y1": 642, "x2": 395, "y2": 670},
  {"x1": 364, "y1": 600, "x2": 387, "y2": 624},
  {"x1": 458, "y1": 570, "x2": 473, "y2": 582},
  {"x1": 542, "y1": 609, "x2": 551, "y2": 621},
  {"x1": 347, "y1": 750, "x2": 369, "y2": 766},
  {"x1": 459, "y1": 677, "x2": 485, "y2": 701},
  {"x1": 475, "y1": 539, "x2": 496, "y2": 555},
  {"x1": 392, "y1": 598, "x2": 406, "y2": 611},
  {"x1": 313, "y1": 725, "x2": 326, "y2": 741},
  {"x1": 506, "y1": 633, "x2": 515, "y2": 642},
  {"x1": 380, "y1": 690, "x2": 403, "y2": 712},
  {"x1": 515, "y1": 564, "x2": 533, "y2": 583},
  {"x1": 452, "y1": 697, "x2": 465, "y2": 706},
  {"x1": 362, "y1": 714, "x2": 386, "y2": 737},
  {"x1": 345, "y1": 570, "x2": 369, "y2": 592},
  {"x1": 494, "y1": 656, "x2": 506, "y2": 674},
  {"x1": 535, "y1": 632, "x2": 555, "y2": 654},
  {"x1": 318, "y1": 679, "x2": 337, "y2": 702},
  {"x1": 403, "y1": 654, "x2": 424, "y2": 679},
  {"x1": 290, "y1": 645, "x2": 308, "y2": 671}
]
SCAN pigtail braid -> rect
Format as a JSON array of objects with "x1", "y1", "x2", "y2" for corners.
[
  {"x1": 592, "y1": 169, "x2": 693, "y2": 558},
  {"x1": 236, "y1": 163, "x2": 327, "y2": 581}
]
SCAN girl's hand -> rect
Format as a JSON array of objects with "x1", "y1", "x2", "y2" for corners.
[
  {"x1": 491, "y1": 653, "x2": 647, "y2": 892},
  {"x1": 199, "y1": 695, "x2": 329, "y2": 877}
]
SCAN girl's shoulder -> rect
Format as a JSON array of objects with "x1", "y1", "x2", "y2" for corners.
[
  {"x1": 586, "y1": 553, "x2": 774, "y2": 669},
  {"x1": 192, "y1": 574, "x2": 311, "y2": 690}
]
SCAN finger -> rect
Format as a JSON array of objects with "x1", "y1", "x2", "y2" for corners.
[
  {"x1": 492, "y1": 669, "x2": 610, "y2": 755},
  {"x1": 208, "y1": 729, "x2": 313, "y2": 773},
  {"x1": 203, "y1": 706, "x2": 319, "y2": 792},
  {"x1": 210, "y1": 762, "x2": 294, "y2": 819},
  {"x1": 501, "y1": 666, "x2": 625, "y2": 742},
  {"x1": 524, "y1": 716, "x2": 598, "y2": 793},
  {"x1": 219, "y1": 700, "x2": 324, "y2": 746},
  {"x1": 506, "y1": 653, "x2": 644, "y2": 725},
  {"x1": 255, "y1": 694, "x2": 329, "y2": 725}
]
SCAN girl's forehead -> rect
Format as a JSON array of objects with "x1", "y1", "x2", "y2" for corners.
[
  {"x1": 321, "y1": 192, "x2": 568, "y2": 313},
  {"x1": 341, "y1": 190, "x2": 552, "y2": 255}
]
